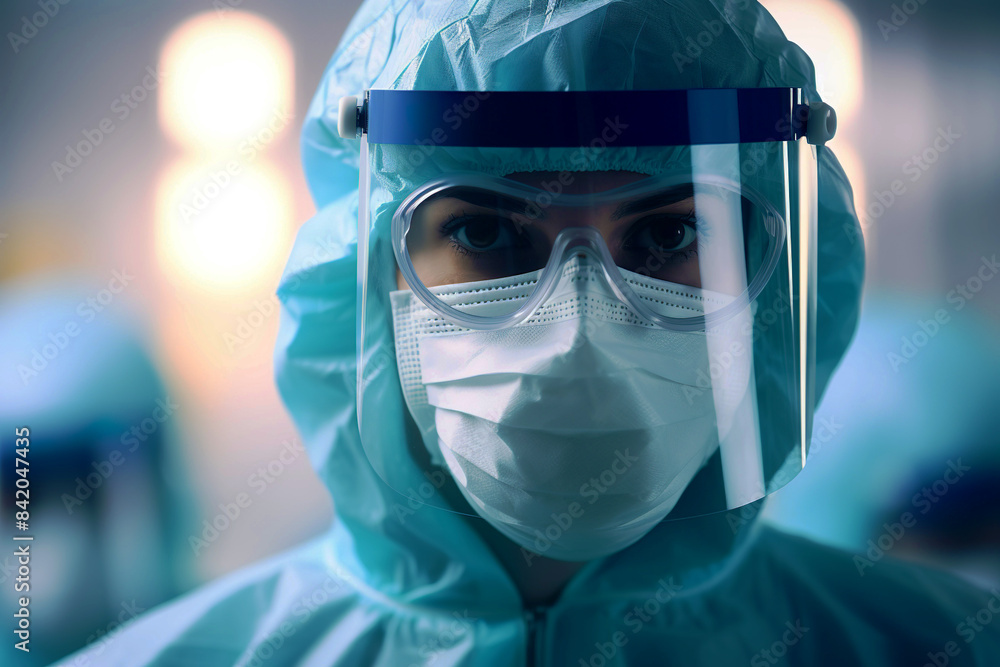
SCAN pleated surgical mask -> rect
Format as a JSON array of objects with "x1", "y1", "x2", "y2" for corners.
[{"x1": 390, "y1": 258, "x2": 754, "y2": 560}]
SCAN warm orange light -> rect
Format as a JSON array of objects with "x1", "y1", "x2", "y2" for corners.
[
  {"x1": 834, "y1": 143, "x2": 866, "y2": 221},
  {"x1": 761, "y1": 0, "x2": 863, "y2": 121},
  {"x1": 154, "y1": 158, "x2": 294, "y2": 291},
  {"x1": 158, "y1": 11, "x2": 294, "y2": 151}
]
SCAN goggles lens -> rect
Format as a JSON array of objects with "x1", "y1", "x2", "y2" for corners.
[{"x1": 394, "y1": 172, "x2": 783, "y2": 325}]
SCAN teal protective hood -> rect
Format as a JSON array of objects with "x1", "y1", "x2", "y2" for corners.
[
  {"x1": 52, "y1": 5, "x2": 1000, "y2": 666},
  {"x1": 275, "y1": 0, "x2": 865, "y2": 606}
]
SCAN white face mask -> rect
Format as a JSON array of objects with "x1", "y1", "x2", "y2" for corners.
[{"x1": 390, "y1": 260, "x2": 751, "y2": 561}]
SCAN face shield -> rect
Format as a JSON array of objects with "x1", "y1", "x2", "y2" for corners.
[{"x1": 340, "y1": 89, "x2": 836, "y2": 559}]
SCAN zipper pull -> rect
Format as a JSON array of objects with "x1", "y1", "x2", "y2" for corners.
[{"x1": 525, "y1": 606, "x2": 549, "y2": 667}]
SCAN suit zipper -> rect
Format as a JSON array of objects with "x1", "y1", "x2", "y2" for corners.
[{"x1": 525, "y1": 606, "x2": 549, "y2": 667}]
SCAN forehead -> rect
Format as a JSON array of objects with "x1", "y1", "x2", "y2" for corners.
[{"x1": 503, "y1": 170, "x2": 651, "y2": 195}]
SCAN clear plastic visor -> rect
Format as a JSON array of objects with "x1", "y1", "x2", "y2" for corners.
[{"x1": 358, "y1": 138, "x2": 818, "y2": 534}]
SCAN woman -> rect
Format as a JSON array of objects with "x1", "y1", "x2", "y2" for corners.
[{"x1": 63, "y1": 1, "x2": 1000, "y2": 664}]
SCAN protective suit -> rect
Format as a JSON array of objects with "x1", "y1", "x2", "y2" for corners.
[{"x1": 57, "y1": 1, "x2": 1000, "y2": 665}]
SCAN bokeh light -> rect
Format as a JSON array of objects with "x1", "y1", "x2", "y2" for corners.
[
  {"x1": 761, "y1": 0, "x2": 863, "y2": 121},
  {"x1": 154, "y1": 158, "x2": 293, "y2": 291},
  {"x1": 762, "y1": 0, "x2": 867, "y2": 230},
  {"x1": 158, "y1": 11, "x2": 294, "y2": 151}
]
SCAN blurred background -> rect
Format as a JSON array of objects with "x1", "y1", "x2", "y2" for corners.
[{"x1": 0, "y1": 0, "x2": 997, "y2": 664}]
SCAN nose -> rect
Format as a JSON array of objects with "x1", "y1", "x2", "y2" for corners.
[
  {"x1": 542, "y1": 226, "x2": 639, "y2": 305},
  {"x1": 552, "y1": 227, "x2": 616, "y2": 268}
]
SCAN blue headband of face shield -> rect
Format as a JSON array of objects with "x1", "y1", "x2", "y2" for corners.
[{"x1": 343, "y1": 88, "x2": 836, "y2": 561}]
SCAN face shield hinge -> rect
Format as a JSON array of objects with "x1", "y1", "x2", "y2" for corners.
[
  {"x1": 337, "y1": 94, "x2": 368, "y2": 140},
  {"x1": 804, "y1": 102, "x2": 837, "y2": 146}
]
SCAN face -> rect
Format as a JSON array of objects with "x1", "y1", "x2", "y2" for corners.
[{"x1": 396, "y1": 170, "x2": 731, "y2": 291}]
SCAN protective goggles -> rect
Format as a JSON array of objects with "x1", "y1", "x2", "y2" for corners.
[{"x1": 341, "y1": 88, "x2": 835, "y2": 521}]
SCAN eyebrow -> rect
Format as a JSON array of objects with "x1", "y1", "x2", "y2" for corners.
[
  {"x1": 611, "y1": 184, "x2": 696, "y2": 220},
  {"x1": 430, "y1": 187, "x2": 545, "y2": 218}
]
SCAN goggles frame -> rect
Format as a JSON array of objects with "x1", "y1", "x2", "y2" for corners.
[{"x1": 392, "y1": 172, "x2": 787, "y2": 332}]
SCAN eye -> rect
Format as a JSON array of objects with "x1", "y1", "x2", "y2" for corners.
[
  {"x1": 447, "y1": 215, "x2": 520, "y2": 253},
  {"x1": 626, "y1": 215, "x2": 697, "y2": 253}
]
